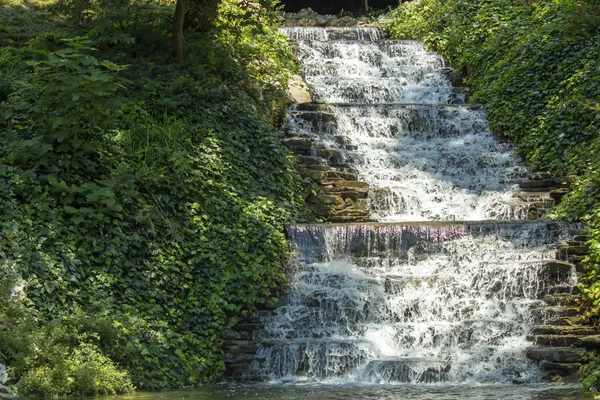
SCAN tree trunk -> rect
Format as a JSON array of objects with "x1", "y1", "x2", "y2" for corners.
[
  {"x1": 196, "y1": 0, "x2": 221, "y2": 33},
  {"x1": 363, "y1": 0, "x2": 369, "y2": 12},
  {"x1": 173, "y1": 0, "x2": 186, "y2": 60}
]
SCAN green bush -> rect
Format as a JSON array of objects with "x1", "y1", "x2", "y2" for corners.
[{"x1": 17, "y1": 344, "x2": 134, "y2": 397}]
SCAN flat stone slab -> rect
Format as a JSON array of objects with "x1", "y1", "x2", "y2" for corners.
[
  {"x1": 526, "y1": 347, "x2": 587, "y2": 363},
  {"x1": 540, "y1": 361, "x2": 582, "y2": 377},
  {"x1": 565, "y1": 245, "x2": 589, "y2": 255},
  {"x1": 575, "y1": 335, "x2": 600, "y2": 350},
  {"x1": 533, "y1": 325, "x2": 598, "y2": 336},
  {"x1": 519, "y1": 176, "x2": 575, "y2": 191},
  {"x1": 527, "y1": 335, "x2": 580, "y2": 347}
]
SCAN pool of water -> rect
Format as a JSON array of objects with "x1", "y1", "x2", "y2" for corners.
[{"x1": 99, "y1": 383, "x2": 594, "y2": 400}]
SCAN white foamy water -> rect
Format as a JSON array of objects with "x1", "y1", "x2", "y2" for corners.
[
  {"x1": 282, "y1": 27, "x2": 529, "y2": 221},
  {"x1": 244, "y1": 27, "x2": 581, "y2": 386},
  {"x1": 247, "y1": 222, "x2": 579, "y2": 383}
]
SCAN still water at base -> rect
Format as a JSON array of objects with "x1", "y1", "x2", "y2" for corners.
[{"x1": 100, "y1": 383, "x2": 593, "y2": 400}]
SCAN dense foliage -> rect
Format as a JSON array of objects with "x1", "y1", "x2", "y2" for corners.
[
  {"x1": 385, "y1": 0, "x2": 599, "y2": 390},
  {"x1": 0, "y1": 0, "x2": 309, "y2": 396}
]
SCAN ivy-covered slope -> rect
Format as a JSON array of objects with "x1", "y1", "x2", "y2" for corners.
[
  {"x1": 0, "y1": 0, "x2": 309, "y2": 396},
  {"x1": 385, "y1": 0, "x2": 600, "y2": 390}
]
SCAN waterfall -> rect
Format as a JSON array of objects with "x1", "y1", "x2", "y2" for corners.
[{"x1": 247, "y1": 27, "x2": 579, "y2": 385}]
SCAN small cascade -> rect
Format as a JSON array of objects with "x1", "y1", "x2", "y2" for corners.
[
  {"x1": 248, "y1": 222, "x2": 580, "y2": 383},
  {"x1": 282, "y1": 26, "x2": 530, "y2": 222},
  {"x1": 243, "y1": 26, "x2": 585, "y2": 385}
]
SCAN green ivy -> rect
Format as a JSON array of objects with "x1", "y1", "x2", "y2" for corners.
[{"x1": 384, "y1": 0, "x2": 599, "y2": 391}]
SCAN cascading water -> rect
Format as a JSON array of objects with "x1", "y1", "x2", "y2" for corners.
[{"x1": 247, "y1": 27, "x2": 580, "y2": 386}]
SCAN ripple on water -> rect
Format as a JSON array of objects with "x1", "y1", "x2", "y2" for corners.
[{"x1": 97, "y1": 383, "x2": 593, "y2": 400}]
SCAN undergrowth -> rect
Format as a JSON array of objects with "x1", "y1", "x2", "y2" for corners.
[
  {"x1": 384, "y1": 0, "x2": 600, "y2": 391},
  {"x1": 0, "y1": 0, "x2": 310, "y2": 396}
]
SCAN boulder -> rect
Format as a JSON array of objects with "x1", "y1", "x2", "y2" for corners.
[
  {"x1": 330, "y1": 16, "x2": 356, "y2": 27},
  {"x1": 316, "y1": 15, "x2": 330, "y2": 26},
  {"x1": 287, "y1": 74, "x2": 312, "y2": 104},
  {"x1": 282, "y1": 137, "x2": 313, "y2": 153},
  {"x1": 295, "y1": 8, "x2": 317, "y2": 19},
  {"x1": 326, "y1": 195, "x2": 346, "y2": 210}
]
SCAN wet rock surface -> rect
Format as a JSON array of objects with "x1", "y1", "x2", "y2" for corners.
[
  {"x1": 524, "y1": 233, "x2": 596, "y2": 382},
  {"x1": 514, "y1": 174, "x2": 577, "y2": 220},
  {"x1": 280, "y1": 8, "x2": 371, "y2": 28}
]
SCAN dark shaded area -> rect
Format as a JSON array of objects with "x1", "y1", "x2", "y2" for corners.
[{"x1": 281, "y1": 0, "x2": 399, "y2": 15}]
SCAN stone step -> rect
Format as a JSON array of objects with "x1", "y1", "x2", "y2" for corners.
[
  {"x1": 294, "y1": 102, "x2": 331, "y2": 112},
  {"x1": 539, "y1": 361, "x2": 582, "y2": 377},
  {"x1": 325, "y1": 170, "x2": 360, "y2": 181},
  {"x1": 283, "y1": 136, "x2": 313, "y2": 154},
  {"x1": 231, "y1": 323, "x2": 263, "y2": 332},
  {"x1": 520, "y1": 260, "x2": 573, "y2": 280},
  {"x1": 574, "y1": 335, "x2": 600, "y2": 350},
  {"x1": 533, "y1": 325, "x2": 599, "y2": 336},
  {"x1": 518, "y1": 176, "x2": 576, "y2": 191},
  {"x1": 513, "y1": 191, "x2": 554, "y2": 201},
  {"x1": 574, "y1": 235, "x2": 591, "y2": 242},
  {"x1": 545, "y1": 315, "x2": 591, "y2": 327},
  {"x1": 558, "y1": 246, "x2": 589, "y2": 256},
  {"x1": 224, "y1": 329, "x2": 254, "y2": 340},
  {"x1": 525, "y1": 347, "x2": 587, "y2": 363},
  {"x1": 547, "y1": 285, "x2": 580, "y2": 295},
  {"x1": 529, "y1": 172, "x2": 554, "y2": 180},
  {"x1": 223, "y1": 353, "x2": 257, "y2": 364},
  {"x1": 527, "y1": 335, "x2": 581, "y2": 347},
  {"x1": 541, "y1": 294, "x2": 582, "y2": 307},
  {"x1": 222, "y1": 340, "x2": 258, "y2": 354},
  {"x1": 289, "y1": 110, "x2": 336, "y2": 124},
  {"x1": 362, "y1": 358, "x2": 450, "y2": 383},
  {"x1": 550, "y1": 188, "x2": 570, "y2": 203},
  {"x1": 533, "y1": 307, "x2": 583, "y2": 323},
  {"x1": 291, "y1": 154, "x2": 323, "y2": 166}
]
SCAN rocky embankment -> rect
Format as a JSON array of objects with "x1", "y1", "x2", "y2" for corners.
[
  {"x1": 283, "y1": 103, "x2": 373, "y2": 223},
  {"x1": 280, "y1": 8, "x2": 371, "y2": 28},
  {"x1": 525, "y1": 234, "x2": 598, "y2": 382}
]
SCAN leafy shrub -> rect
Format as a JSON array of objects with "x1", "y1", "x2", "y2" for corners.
[
  {"x1": 0, "y1": 271, "x2": 133, "y2": 397},
  {"x1": 17, "y1": 344, "x2": 133, "y2": 397},
  {"x1": 0, "y1": 0, "x2": 309, "y2": 396}
]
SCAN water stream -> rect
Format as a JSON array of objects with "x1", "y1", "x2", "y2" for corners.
[
  {"x1": 243, "y1": 26, "x2": 582, "y2": 390},
  {"x1": 100, "y1": 383, "x2": 592, "y2": 400}
]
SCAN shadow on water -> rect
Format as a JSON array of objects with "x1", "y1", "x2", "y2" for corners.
[{"x1": 98, "y1": 383, "x2": 594, "y2": 400}]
